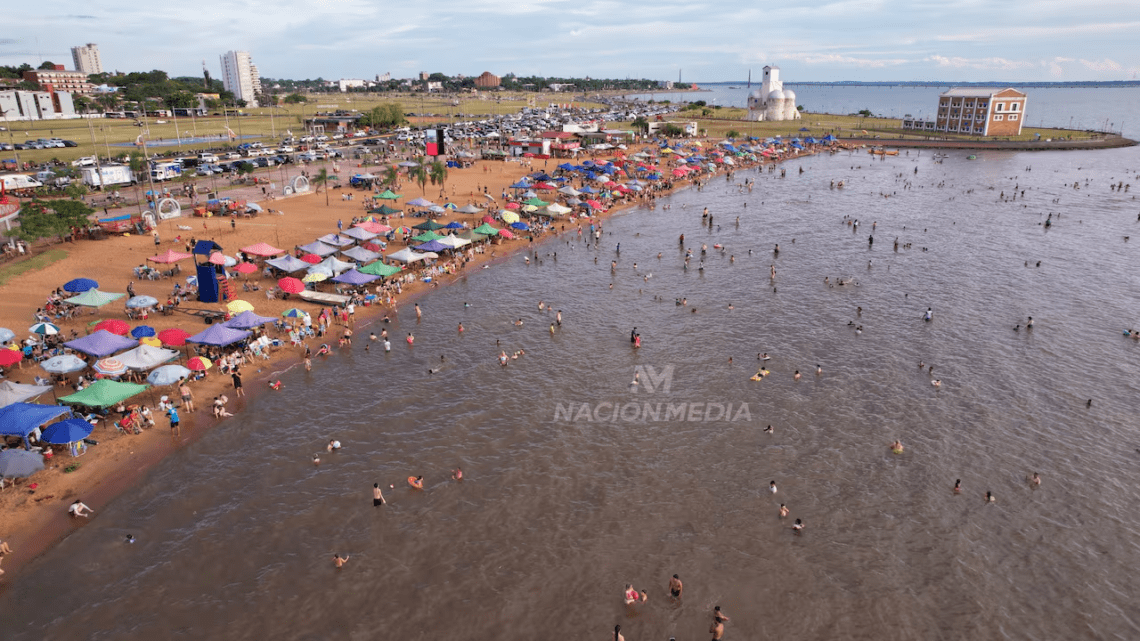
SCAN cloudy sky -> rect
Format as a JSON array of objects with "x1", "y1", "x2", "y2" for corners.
[{"x1": 3, "y1": 0, "x2": 1137, "y2": 82}]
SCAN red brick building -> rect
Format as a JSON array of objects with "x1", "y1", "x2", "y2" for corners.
[
  {"x1": 23, "y1": 68, "x2": 94, "y2": 95},
  {"x1": 474, "y1": 72, "x2": 500, "y2": 88}
]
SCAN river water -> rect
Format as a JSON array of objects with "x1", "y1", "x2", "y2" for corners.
[{"x1": 3, "y1": 146, "x2": 1140, "y2": 640}]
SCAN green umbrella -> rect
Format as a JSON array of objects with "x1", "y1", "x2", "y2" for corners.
[
  {"x1": 360, "y1": 261, "x2": 401, "y2": 277},
  {"x1": 473, "y1": 223, "x2": 500, "y2": 235},
  {"x1": 410, "y1": 231, "x2": 443, "y2": 243},
  {"x1": 60, "y1": 379, "x2": 149, "y2": 408},
  {"x1": 65, "y1": 289, "x2": 127, "y2": 308},
  {"x1": 374, "y1": 190, "x2": 401, "y2": 200},
  {"x1": 523, "y1": 197, "x2": 549, "y2": 207},
  {"x1": 413, "y1": 220, "x2": 446, "y2": 231}
]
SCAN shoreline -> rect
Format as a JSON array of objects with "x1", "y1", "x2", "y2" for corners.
[{"x1": 0, "y1": 143, "x2": 811, "y2": 584}]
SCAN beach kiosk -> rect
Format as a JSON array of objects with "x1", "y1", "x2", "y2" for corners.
[{"x1": 193, "y1": 240, "x2": 224, "y2": 303}]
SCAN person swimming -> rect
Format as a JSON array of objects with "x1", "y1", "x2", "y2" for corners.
[
  {"x1": 763, "y1": 425, "x2": 773, "y2": 433},
  {"x1": 769, "y1": 481, "x2": 777, "y2": 494},
  {"x1": 954, "y1": 479, "x2": 962, "y2": 494},
  {"x1": 779, "y1": 504, "x2": 789, "y2": 518},
  {"x1": 932, "y1": 379, "x2": 942, "y2": 388},
  {"x1": 891, "y1": 440, "x2": 904, "y2": 454},
  {"x1": 409, "y1": 476, "x2": 424, "y2": 489},
  {"x1": 986, "y1": 491, "x2": 995, "y2": 503}
]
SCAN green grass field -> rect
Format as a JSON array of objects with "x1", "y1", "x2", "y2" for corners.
[
  {"x1": 0, "y1": 248, "x2": 69, "y2": 285},
  {"x1": 1, "y1": 92, "x2": 608, "y2": 166}
]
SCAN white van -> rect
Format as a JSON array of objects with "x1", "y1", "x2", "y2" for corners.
[{"x1": 197, "y1": 152, "x2": 219, "y2": 163}]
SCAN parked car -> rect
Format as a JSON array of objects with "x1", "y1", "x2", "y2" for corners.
[{"x1": 61, "y1": 140, "x2": 78, "y2": 147}]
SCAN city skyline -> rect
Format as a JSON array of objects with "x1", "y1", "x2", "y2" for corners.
[{"x1": 1, "y1": 1, "x2": 1138, "y2": 83}]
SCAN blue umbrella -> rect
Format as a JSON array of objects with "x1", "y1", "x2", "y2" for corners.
[
  {"x1": 147, "y1": 364, "x2": 192, "y2": 386},
  {"x1": 0, "y1": 449, "x2": 45, "y2": 479},
  {"x1": 0, "y1": 327, "x2": 14, "y2": 343},
  {"x1": 510, "y1": 222, "x2": 530, "y2": 231},
  {"x1": 509, "y1": 180, "x2": 531, "y2": 189},
  {"x1": 40, "y1": 354, "x2": 88, "y2": 374},
  {"x1": 126, "y1": 295, "x2": 159, "y2": 309},
  {"x1": 63, "y1": 278, "x2": 98, "y2": 293},
  {"x1": 444, "y1": 221, "x2": 464, "y2": 230},
  {"x1": 41, "y1": 418, "x2": 94, "y2": 445},
  {"x1": 130, "y1": 325, "x2": 157, "y2": 338}
]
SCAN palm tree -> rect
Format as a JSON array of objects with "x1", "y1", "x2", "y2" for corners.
[
  {"x1": 410, "y1": 157, "x2": 427, "y2": 195},
  {"x1": 428, "y1": 160, "x2": 448, "y2": 196},
  {"x1": 383, "y1": 165, "x2": 398, "y2": 188},
  {"x1": 312, "y1": 167, "x2": 330, "y2": 206}
]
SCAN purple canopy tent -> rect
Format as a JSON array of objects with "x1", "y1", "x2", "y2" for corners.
[
  {"x1": 186, "y1": 324, "x2": 252, "y2": 347},
  {"x1": 63, "y1": 330, "x2": 138, "y2": 357},
  {"x1": 330, "y1": 269, "x2": 380, "y2": 286}
]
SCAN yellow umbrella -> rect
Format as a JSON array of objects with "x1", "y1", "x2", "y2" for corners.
[
  {"x1": 501, "y1": 211, "x2": 520, "y2": 224},
  {"x1": 691, "y1": 141, "x2": 702, "y2": 147},
  {"x1": 227, "y1": 299, "x2": 255, "y2": 313},
  {"x1": 302, "y1": 272, "x2": 328, "y2": 283},
  {"x1": 522, "y1": 205, "x2": 538, "y2": 213},
  {"x1": 660, "y1": 148, "x2": 675, "y2": 155},
  {"x1": 139, "y1": 336, "x2": 162, "y2": 347}
]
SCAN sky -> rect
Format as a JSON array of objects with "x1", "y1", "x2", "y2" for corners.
[{"x1": 3, "y1": 0, "x2": 1138, "y2": 83}]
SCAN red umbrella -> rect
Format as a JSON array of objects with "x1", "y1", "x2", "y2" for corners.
[
  {"x1": 481, "y1": 216, "x2": 496, "y2": 224},
  {"x1": 498, "y1": 229, "x2": 516, "y2": 239},
  {"x1": 157, "y1": 328, "x2": 192, "y2": 346},
  {"x1": 505, "y1": 202, "x2": 520, "y2": 210},
  {"x1": 278, "y1": 277, "x2": 305, "y2": 294},
  {"x1": 208, "y1": 252, "x2": 228, "y2": 266},
  {"x1": 534, "y1": 182, "x2": 556, "y2": 190},
  {"x1": 233, "y1": 262, "x2": 259, "y2": 274},
  {"x1": 0, "y1": 349, "x2": 22, "y2": 367},
  {"x1": 93, "y1": 319, "x2": 130, "y2": 335},
  {"x1": 300, "y1": 253, "x2": 322, "y2": 264},
  {"x1": 361, "y1": 242, "x2": 383, "y2": 252},
  {"x1": 522, "y1": 152, "x2": 535, "y2": 158}
]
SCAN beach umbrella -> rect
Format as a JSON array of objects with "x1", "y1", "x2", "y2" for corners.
[
  {"x1": 233, "y1": 262, "x2": 259, "y2": 274},
  {"x1": 29, "y1": 322, "x2": 60, "y2": 336},
  {"x1": 63, "y1": 278, "x2": 99, "y2": 293},
  {"x1": 302, "y1": 272, "x2": 328, "y2": 283},
  {"x1": 157, "y1": 328, "x2": 192, "y2": 346},
  {"x1": 281, "y1": 308, "x2": 306, "y2": 318},
  {"x1": 227, "y1": 300, "x2": 255, "y2": 313},
  {"x1": 93, "y1": 357, "x2": 128, "y2": 376},
  {"x1": 510, "y1": 222, "x2": 530, "y2": 231},
  {"x1": 0, "y1": 449, "x2": 45, "y2": 479},
  {"x1": 355, "y1": 222, "x2": 392, "y2": 235},
  {"x1": 456, "y1": 204, "x2": 483, "y2": 214},
  {"x1": 65, "y1": 289, "x2": 126, "y2": 307},
  {"x1": 0, "y1": 328, "x2": 14, "y2": 343},
  {"x1": 130, "y1": 325, "x2": 156, "y2": 339},
  {"x1": 93, "y1": 319, "x2": 130, "y2": 336},
  {"x1": 498, "y1": 229, "x2": 516, "y2": 239},
  {"x1": 148, "y1": 249, "x2": 194, "y2": 264},
  {"x1": 40, "y1": 418, "x2": 94, "y2": 445},
  {"x1": 444, "y1": 221, "x2": 464, "y2": 230},
  {"x1": 481, "y1": 215, "x2": 496, "y2": 224},
  {"x1": 374, "y1": 190, "x2": 401, "y2": 200},
  {"x1": 147, "y1": 364, "x2": 192, "y2": 386},
  {"x1": 126, "y1": 295, "x2": 159, "y2": 309},
  {"x1": 41, "y1": 354, "x2": 86, "y2": 374},
  {"x1": 300, "y1": 253, "x2": 322, "y2": 264},
  {"x1": 505, "y1": 202, "x2": 520, "y2": 210},
  {"x1": 186, "y1": 356, "x2": 212, "y2": 371},
  {"x1": 0, "y1": 349, "x2": 21, "y2": 367},
  {"x1": 139, "y1": 336, "x2": 162, "y2": 347},
  {"x1": 278, "y1": 277, "x2": 305, "y2": 294},
  {"x1": 392, "y1": 226, "x2": 412, "y2": 235},
  {"x1": 501, "y1": 211, "x2": 520, "y2": 224}
]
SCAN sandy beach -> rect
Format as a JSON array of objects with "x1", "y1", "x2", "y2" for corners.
[{"x1": 0, "y1": 139, "x2": 806, "y2": 579}]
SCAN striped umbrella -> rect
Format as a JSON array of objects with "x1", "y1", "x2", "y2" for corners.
[
  {"x1": 281, "y1": 308, "x2": 306, "y2": 318},
  {"x1": 93, "y1": 357, "x2": 128, "y2": 376},
  {"x1": 29, "y1": 322, "x2": 61, "y2": 335},
  {"x1": 186, "y1": 356, "x2": 212, "y2": 371}
]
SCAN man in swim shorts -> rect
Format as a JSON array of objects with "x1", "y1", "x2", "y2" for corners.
[
  {"x1": 669, "y1": 574, "x2": 683, "y2": 598},
  {"x1": 373, "y1": 483, "x2": 386, "y2": 506}
]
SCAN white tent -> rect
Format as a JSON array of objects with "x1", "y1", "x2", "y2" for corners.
[
  {"x1": 544, "y1": 203, "x2": 572, "y2": 216},
  {"x1": 437, "y1": 236, "x2": 471, "y2": 249},
  {"x1": 314, "y1": 256, "x2": 356, "y2": 276},
  {"x1": 0, "y1": 380, "x2": 53, "y2": 408},
  {"x1": 386, "y1": 248, "x2": 431, "y2": 263},
  {"x1": 115, "y1": 344, "x2": 180, "y2": 371}
]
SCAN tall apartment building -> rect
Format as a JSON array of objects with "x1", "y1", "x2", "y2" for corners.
[
  {"x1": 71, "y1": 43, "x2": 103, "y2": 75},
  {"x1": 22, "y1": 69, "x2": 94, "y2": 95},
  {"x1": 219, "y1": 51, "x2": 260, "y2": 107},
  {"x1": 902, "y1": 87, "x2": 1027, "y2": 137}
]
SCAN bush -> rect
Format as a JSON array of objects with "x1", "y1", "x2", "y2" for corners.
[{"x1": 64, "y1": 462, "x2": 81, "y2": 473}]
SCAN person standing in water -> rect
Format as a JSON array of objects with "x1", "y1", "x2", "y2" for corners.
[
  {"x1": 373, "y1": 483, "x2": 386, "y2": 506},
  {"x1": 924, "y1": 307, "x2": 933, "y2": 322},
  {"x1": 669, "y1": 574, "x2": 683, "y2": 598}
]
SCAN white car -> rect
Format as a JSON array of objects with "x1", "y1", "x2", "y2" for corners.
[
  {"x1": 279, "y1": 146, "x2": 294, "y2": 153},
  {"x1": 352, "y1": 131, "x2": 366, "y2": 137},
  {"x1": 72, "y1": 156, "x2": 98, "y2": 167},
  {"x1": 331, "y1": 133, "x2": 345, "y2": 140},
  {"x1": 197, "y1": 153, "x2": 219, "y2": 163},
  {"x1": 225, "y1": 152, "x2": 241, "y2": 160},
  {"x1": 315, "y1": 135, "x2": 329, "y2": 142}
]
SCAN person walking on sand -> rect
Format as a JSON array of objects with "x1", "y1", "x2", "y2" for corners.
[
  {"x1": 166, "y1": 406, "x2": 180, "y2": 436},
  {"x1": 231, "y1": 370, "x2": 244, "y2": 397},
  {"x1": 179, "y1": 379, "x2": 194, "y2": 412},
  {"x1": 373, "y1": 483, "x2": 386, "y2": 506}
]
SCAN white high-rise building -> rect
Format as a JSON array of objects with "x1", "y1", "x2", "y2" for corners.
[
  {"x1": 71, "y1": 43, "x2": 103, "y2": 75},
  {"x1": 219, "y1": 51, "x2": 259, "y2": 107},
  {"x1": 249, "y1": 63, "x2": 262, "y2": 96}
]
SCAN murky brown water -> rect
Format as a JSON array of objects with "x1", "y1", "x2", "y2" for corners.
[{"x1": 4, "y1": 147, "x2": 1140, "y2": 640}]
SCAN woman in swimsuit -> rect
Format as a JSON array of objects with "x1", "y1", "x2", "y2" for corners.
[{"x1": 623, "y1": 584, "x2": 638, "y2": 605}]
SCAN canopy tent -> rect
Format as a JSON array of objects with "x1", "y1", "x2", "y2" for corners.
[
  {"x1": 147, "y1": 364, "x2": 191, "y2": 386},
  {"x1": 240, "y1": 242, "x2": 285, "y2": 257},
  {"x1": 544, "y1": 203, "x2": 573, "y2": 216},
  {"x1": 64, "y1": 289, "x2": 126, "y2": 308},
  {"x1": 115, "y1": 344, "x2": 180, "y2": 370},
  {"x1": 339, "y1": 226, "x2": 378, "y2": 241},
  {"x1": 317, "y1": 233, "x2": 355, "y2": 247},
  {"x1": 223, "y1": 310, "x2": 278, "y2": 330},
  {"x1": 473, "y1": 223, "x2": 500, "y2": 235},
  {"x1": 40, "y1": 354, "x2": 87, "y2": 374},
  {"x1": 0, "y1": 403, "x2": 72, "y2": 442},
  {"x1": 64, "y1": 330, "x2": 137, "y2": 357},
  {"x1": 41, "y1": 418, "x2": 94, "y2": 445},
  {"x1": 457, "y1": 230, "x2": 489, "y2": 242},
  {"x1": 406, "y1": 197, "x2": 435, "y2": 208},
  {"x1": 413, "y1": 220, "x2": 446, "y2": 231},
  {"x1": 331, "y1": 269, "x2": 380, "y2": 286},
  {"x1": 414, "y1": 240, "x2": 449, "y2": 253},
  {"x1": 93, "y1": 319, "x2": 130, "y2": 336},
  {"x1": 60, "y1": 379, "x2": 149, "y2": 408},
  {"x1": 0, "y1": 380, "x2": 53, "y2": 408},
  {"x1": 360, "y1": 261, "x2": 401, "y2": 277},
  {"x1": 192, "y1": 240, "x2": 223, "y2": 256},
  {"x1": 314, "y1": 256, "x2": 355, "y2": 276},
  {"x1": 295, "y1": 241, "x2": 338, "y2": 257},
  {"x1": 148, "y1": 249, "x2": 194, "y2": 264},
  {"x1": 266, "y1": 255, "x2": 310, "y2": 273},
  {"x1": 410, "y1": 231, "x2": 444, "y2": 243},
  {"x1": 456, "y1": 204, "x2": 483, "y2": 214},
  {"x1": 355, "y1": 221, "x2": 393, "y2": 235},
  {"x1": 374, "y1": 190, "x2": 402, "y2": 200},
  {"x1": 341, "y1": 246, "x2": 381, "y2": 263},
  {"x1": 62, "y1": 278, "x2": 98, "y2": 293},
  {"x1": 436, "y1": 235, "x2": 472, "y2": 250},
  {"x1": 386, "y1": 248, "x2": 431, "y2": 264},
  {"x1": 186, "y1": 324, "x2": 252, "y2": 347}
]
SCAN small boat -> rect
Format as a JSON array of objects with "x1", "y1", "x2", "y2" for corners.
[{"x1": 967, "y1": 155, "x2": 977, "y2": 160}]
